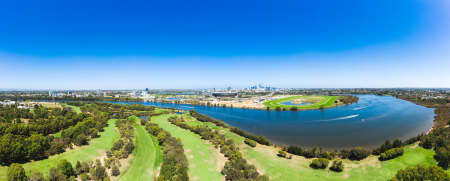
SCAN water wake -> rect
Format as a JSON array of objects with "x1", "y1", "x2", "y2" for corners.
[
  {"x1": 317, "y1": 114, "x2": 360, "y2": 122},
  {"x1": 353, "y1": 106, "x2": 368, "y2": 111}
]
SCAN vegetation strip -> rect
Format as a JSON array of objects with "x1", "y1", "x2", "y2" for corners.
[
  {"x1": 119, "y1": 116, "x2": 162, "y2": 181},
  {"x1": 166, "y1": 115, "x2": 268, "y2": 180},
  {"x1": 190, "y1": 110, "x2": 270, "y2": 146},
  {"x1": 151, "y1": 114, "x2": 225, "y2": 181},
  {"x1": 144, "y1": 116, "x2": 189, "y2": 181}
]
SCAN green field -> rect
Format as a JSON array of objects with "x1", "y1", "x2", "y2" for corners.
[
  {"x1": 264, "y1": 95, "x2": 342, "y2": 110},
  {"x1": 152, "y1": 114, "x2": 225, "y2": 181},
  {"x1": 62, "y1": 103, "x2": 82, "y2": 114},
  {"x1": 119, "y1": 117, "x2": 163, "y2": 181},
  {"x1": 180, "y1": 113, "x2": 440, "y2": 181},
  {"x1": 0, "y1": 119, "x2": 120, "y2": 180},
  {"x1": 244, "y1": 144, "x2": 435, "y2": 181}
]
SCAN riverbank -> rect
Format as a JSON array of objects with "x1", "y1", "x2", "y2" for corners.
[{"x1": 145, "y1": 94, "x2": 358, "y2": 111}]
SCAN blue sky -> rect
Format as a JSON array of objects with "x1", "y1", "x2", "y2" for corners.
[{"x1": 0, "y1": 0, "x2": 449, "y2": 89}]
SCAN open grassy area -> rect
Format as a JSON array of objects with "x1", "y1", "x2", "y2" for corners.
[
  {"x1": 0, "y1": 119, "x2": 120, "y2": 180},
  {"x1": 180, "y1": 112, "x2": 440, "y2": 181},
  {"x1": 263, "y1": 95, "x2": 342, "y2": 110},
  {"x1": 63, "y1": 104, "x2": 82, "y2": 114},
  {"x1": 244, "y1": 144, "x2": 436, "y2": 181},
  {"x1": 151, "y1": 114, "x2": 225, "y2": 181},
  {"x1": 119, "y1": 117, "x2": 163, "y2": 181}
]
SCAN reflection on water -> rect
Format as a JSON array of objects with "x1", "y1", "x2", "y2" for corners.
[{"x1": 106, "y1": 95, "x2": 434, "y2": 149}]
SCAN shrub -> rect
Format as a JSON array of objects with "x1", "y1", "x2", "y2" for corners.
[
  {"x1": 290, "y1": 107, "x2": 298, "y2": 111},
  {"x1": 124, "y1": 142, "x2": 134, "y2": 154},
  {"x1": 310, "y1": 158, "x2": 329, "y2": 169},
  {"x1": 8, "y1": 163, "x2": 27, "y2": 181},
  {"x1": 57, "y1": 159, "x2": 74, "y2": 177},
  {"x1": 230, "y1": 127, "x2": 271, "y2": 146},
  {"x1": 390, "y1": 165, "x2": 449, "y2": 181},
  {"x1": 74, "y1": 134, "x2": 88, "y2": 146},
  {"x1": 329, "y1": 160, "x2": 344, "y2": 172},
  {"x1": 275, "y1": 106, "x2": 281, "y2": 111},
  {"x1": 434, "y1": 147, "x2": 450, "y2": 169},
  {"x1": 341, "y1": 147, "x2": 370, "y2": 161},
  {"x1": 379, "y1": 148, "x2": 404, "y2": 161},
  {"x1": 111, "y1": 164, "x2": 120, "y2": 176},
  {"x1": 277, "y1": 150, "x2": 287, "y2": 158},
  {"x1": 79, "y1": 173, "x2": 90, "y2": 181},
  {"x1": 30, "y1": 171, "x2": 44, "y2": 181},
  {"x1": 244, "y1": 138, "x2": 257, "y2": 147}
]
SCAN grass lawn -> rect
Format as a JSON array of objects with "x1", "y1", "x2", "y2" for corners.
[
  {"x1": 180, "y1": 113, "x2": 440, "y2": 181},
  {"x1": 244, "y1": 144, "x2": 436, "y2": 181},
  {"x1": 263, "y1": 95, "x2": 342, "y2": 110},
  {"x1": 0, "y1": 119, "x2": 120, "y2": 180},
  {"x1": 151, "y1": 114, "x2": 225, "y2": 181},
  {"x1": 62, "y1": 103, "x2": 82, "y2": 114},
  {"x1": 119, "y1": 117, "x2": 163, "y2": 181}
]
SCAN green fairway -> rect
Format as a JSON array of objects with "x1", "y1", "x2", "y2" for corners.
[
  {"x1": 119, "y1": 118, "x2": 163, "y2": 181},
  {"x1": 152, "y1": 114, "x2": 225, "y2": 181},
  {"x1": 263, "y1": 95, "x2": 342, "y2": 110},
  {"x1": 0, "y1": 119, "x2": 120, "y2": 180},
  {"x1": 62, "y1": 103, "x2": 82, "y2": 114},
  {"x1": 181, "y1": 113, "x2": 440, "y2": 181}
]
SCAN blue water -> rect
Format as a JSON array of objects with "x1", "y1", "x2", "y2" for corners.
[{"x1": 107, "y1": 95, "x2": 434, "y2": 149}]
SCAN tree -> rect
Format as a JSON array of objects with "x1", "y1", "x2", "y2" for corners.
[
  {"x1": 244, "y1": 138, "x2": 257, "y2": 147},
  {"x1": 111, "y1": 164, "x2": 120, "y2": 176},
  {"x1": 30, "y1": 171, "x2": 44, "y2": 181},
  {"x1": 310, "y1": 158, "x2": 329, "y2": 169},
  {"x1": 277, "y1": 150, "x2": 287, "y2": 158},
  {"x1": 330, "y1": 160, "x2": 344, "y2": 172},
  {"x1": 275, "y1": 106, "x2": 281, "y2": 112},
  {"x1": 91, "y1": 162, "x2": 107, "y2": 180},
  {"x1": 75, "y1": 161, "x2": 82, "y2": 175},
  {"x1": 341, "y1": 147, "x2": 370, "y2": 161},
  {"x1": 124, "y1": 142, "x2": 134, "y2": 154},
  {"x1": 57, "y1": 159, "x2": 74, "y2": 177},
  {"x1": 435, "y1": 147, "x2": 450, "y2": 169},
  {"x1": 74, "y1": 134, "x2": 88, "y2": 146},
  {"x1": 7, "y1": 163, "x2": 27, "y2": 181},
  {"x1": 390, "y1": 165, "x2": 450, "y2": 181},
  {"x1": 379, "y1": 148, "x2": 404, "y2": 161},
  {"x1": 157, "y1": 131, "x2": 167, "y2": 144}
]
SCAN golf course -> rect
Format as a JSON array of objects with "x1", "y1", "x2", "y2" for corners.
[
  {"x1": 2, "y1": 103, "x2": 447, "y2": 181},
  {"x1": 263, "y1": 95, "x2": 343, "y2": 110}
]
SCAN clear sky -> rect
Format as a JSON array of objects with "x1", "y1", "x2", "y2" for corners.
[{"x1": 1, "y1": 0, "x2": 449, "y2": 89}]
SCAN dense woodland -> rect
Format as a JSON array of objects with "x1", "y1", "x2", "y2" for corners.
[{"x1": 0, "y1": 103, "x2": 110, "y2": 165}]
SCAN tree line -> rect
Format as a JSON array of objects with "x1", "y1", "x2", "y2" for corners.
[
  {"x1": 190, "y1": 110, "x2": 271, "y2": 146},
  {"x1": 145, "y1": 120, "x2": 189, "y2": 181},
  {"x1": 167, "y1": 116, "x2": 269, "y2": 181}
]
